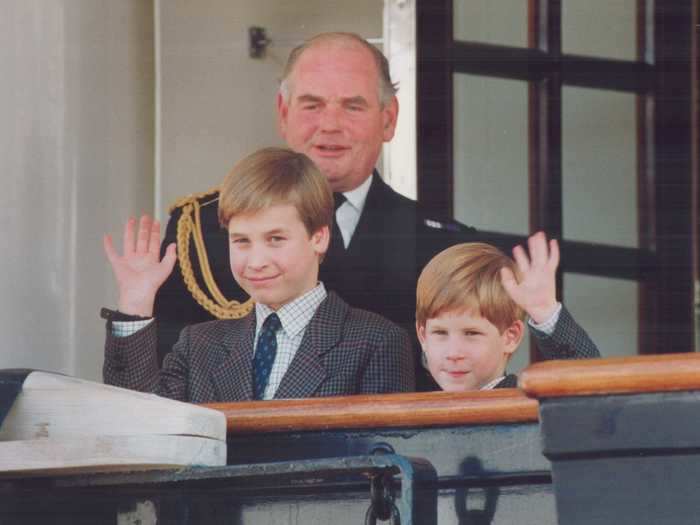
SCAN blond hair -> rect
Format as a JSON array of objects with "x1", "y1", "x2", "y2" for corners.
[
  {"x1": 218, "y1": 147, "x2": 333, "y2": 237},
  {"x1": 279, "y1": 32, "x2": 398, "y2": 107},
  {"x1": 416, "y1": 243, "x2": 525, "y2": 332}
]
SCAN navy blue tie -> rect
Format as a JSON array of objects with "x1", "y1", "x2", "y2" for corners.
[
  {"x1": 329, "y1": 193, "x2": 347, "y2": 257},
  {"x1": 252, "y1": 313, "x2": 282, "y2": 400}
]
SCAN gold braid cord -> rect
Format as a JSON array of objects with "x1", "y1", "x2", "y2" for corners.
[{"x1": 175, "y1": 193, "x2": 253, "y2": 319}]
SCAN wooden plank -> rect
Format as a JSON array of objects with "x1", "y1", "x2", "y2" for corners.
[
  {"x1": 0, "y1": 372, "x2": 226, "y2": 441},
  {"x1": 203, "y1": 389, "x2": 539, "y2": 434},
  {"x1": 520, "y1": 353, "x2": 700, "y2": 398},
  {"x1": 0, "y1": 435, "x2": 226, "y2": 476}
]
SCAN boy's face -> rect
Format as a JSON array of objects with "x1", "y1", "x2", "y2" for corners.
[
  {"x1": 227, "y1": 203, "x2": 329, "y2": 310},
  {"x1": 417, "y1": 309, "x2": 524, "y2": 391}
]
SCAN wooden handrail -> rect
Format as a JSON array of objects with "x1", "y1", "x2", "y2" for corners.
[
  {"x1": 202, "y1": 389, "x2": 538, "y2": 434},
  {"x1": 520, "y1": 352, "x2": 700, "y2": 398}
]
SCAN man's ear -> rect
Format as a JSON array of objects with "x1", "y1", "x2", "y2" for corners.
[
  {"x1": 277, "y1": 92, "x2": 289, "y2": 139},
  {"x1": 311, "y1": 225, "x2": 330, "y2": 256},
  {"x1": 502, "y1": 320, "x2": 525, "y2": 356},
  {"x1": 381, "y1": 96, "x2": 399, "y2": 142}
]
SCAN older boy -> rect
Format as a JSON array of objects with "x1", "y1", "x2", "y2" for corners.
[
  {"x1": 416, "y1": 233, "x2": 599, "y2": 391},
  {"x1": 101, "y1": 148, "x2": 414, "y2": 402}
]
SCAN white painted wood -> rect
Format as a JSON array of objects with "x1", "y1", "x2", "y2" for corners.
[
  {"x1": 0, "y1": 372, "x2": 226, "y2": 442},
  {"x1": 0, "y1": 372, "x2": 226, "y2": 473},
  {"x1": 0, "y1": 434, "x2": 226, "y2": 475}
]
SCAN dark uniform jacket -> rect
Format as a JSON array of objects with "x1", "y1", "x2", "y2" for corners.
[{"x1": 105, "y1": 292, "x2": 415, "y2": 402}]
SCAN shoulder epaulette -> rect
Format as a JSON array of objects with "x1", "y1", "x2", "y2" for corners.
[
  {"x1": 168, "y1": 186, "x2": 220, "y2": 215},
  {"x1": 173, "y1": 186, "x2": 253, "y2": 320}
]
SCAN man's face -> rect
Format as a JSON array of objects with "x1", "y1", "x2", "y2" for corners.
[
  {"x1": 277, "y1": 42, "x2": 398, "y2": 193},
  {"x1": 417, "y1": 309, "x2": 523, "y2": 391},
  {"x1": 227, "y1": 204, "x2": 329, "y2": 310}
]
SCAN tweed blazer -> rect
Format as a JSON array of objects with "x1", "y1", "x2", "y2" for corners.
[
  {"x1": 491, "y1": 306, "x2": 601, "y2": 390},
  {"x1": 529, "y1": 305, "x2": 601, "y2": 360},
  {"x1": 104, "y1": 292, "x2": 415, "y2": 403}
]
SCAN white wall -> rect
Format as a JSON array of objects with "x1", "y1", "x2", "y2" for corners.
[
  {"x1": 156, "y1": 0, "x2": 383, "y2": 220},
  {"x1": 0, "y1": 0, "x2": 154, "y2": 381},
  {"x1": 383, "y1": 0, "x2": 416, "y2": 199}
]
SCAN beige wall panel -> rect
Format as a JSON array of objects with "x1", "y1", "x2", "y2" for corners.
[
  {"x1": 1, "y1": 0, "x2": 154, "y2": 380},
  {"x1": 157, "y1": 0, "x2": 383, "y2": 218}
]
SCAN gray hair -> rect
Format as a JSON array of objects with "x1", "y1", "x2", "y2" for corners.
[{"x1": 278, "y1": 32, "x2": 399, "y2": 107}]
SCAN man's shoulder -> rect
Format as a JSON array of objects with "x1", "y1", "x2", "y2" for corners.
[
  {"x1": 368, "y1": 173, "x2": 477, "y2": 233},
  {"x1": 325, "y1": 292, "x2": 406, "y2": 336},
  {"x1": 166, "y1": 187, "x2": 221, "y2": 225}
]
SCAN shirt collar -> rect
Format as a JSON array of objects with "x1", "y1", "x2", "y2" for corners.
[
  {"x1": 339, "y1": 173, "x2": 373, "y2": 214},
  {"x1": 254, "y1": 283, "x2": 327, "y2": 339},
  {"x1": 480, "y1": 376, "x2": 506, "y2": 391}
]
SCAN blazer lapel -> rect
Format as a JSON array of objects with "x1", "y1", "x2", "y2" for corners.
[
  {"x1": 274, "y1": 293, "x2": 347, "y2": 399},
  {"x1": 210, "y1": 313, "x2": 256, "y2": 401},
  {"x1": 346, "y1": 172, "x2": 383, "y2": 253}
]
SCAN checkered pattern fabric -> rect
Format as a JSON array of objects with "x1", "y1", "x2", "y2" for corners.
[
  {"x1": 252, "y1": 313, "x2": 281, "y2": 399},
  {"x1": 527, "y1": 302, "x2": 563, "y2": 335},
  {"x1": 530, "y1": 305, "x2": 601, "y2": 359},
  {"x1": 253, "y1": 284, "x2": 327, "y2": 400},
  {"x1": 111, "y1": 318, "x2": 153, "y2": 337},
  {"x1": 103, "y1": 291, "x2": 415, "y2": 403}
]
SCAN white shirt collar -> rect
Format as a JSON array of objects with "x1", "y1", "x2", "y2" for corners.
[
  {"x1": 480, "y1": 376, "x2": 506, "y2": 390},
  {"x1": 340, "y1": 173, "x2": 373, "y2": 214},
  {"x1": 254, "y1": 283, "x2": 327, "y2": 339}
]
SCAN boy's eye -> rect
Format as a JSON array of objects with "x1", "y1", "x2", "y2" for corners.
[
  {"x1": 269, "y1": 236, "x2": 286, "y2": 243},
  {"x1": 463, "y1": 330, "x2": 480, "y2": 337},
  {"x1": 430, "y1": 329, "x2": 447, "y2": 336},
  {"x1": 231, "y1": 238, "x2": 249, "y2": 245}
]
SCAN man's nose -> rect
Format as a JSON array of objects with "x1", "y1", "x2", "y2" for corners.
[{"x1": 318, "y1": 105, "x2": 342, "y2": 131}]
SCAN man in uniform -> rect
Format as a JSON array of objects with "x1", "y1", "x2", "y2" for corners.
[{"x1": 154, "y1": 32, "x2": 477, "y2": 390}]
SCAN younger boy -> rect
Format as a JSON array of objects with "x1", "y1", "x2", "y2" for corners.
[
  {"x1": 415, "y1": 234, "x2": 599, "y2": 391},
  {"x1": 102, "y1": 148, "x2": 414, "y2": 402}
]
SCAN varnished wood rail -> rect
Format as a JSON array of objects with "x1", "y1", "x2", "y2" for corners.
[
  {"x1": 202, "y1": 389, "x2": 538, "y2": 434},
  {"x1": 520, "y1": 352, "x2": 700, "y2": 398}
]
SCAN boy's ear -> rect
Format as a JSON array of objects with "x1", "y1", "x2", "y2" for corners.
[
  {"x1": 502, "y1": 320, "x2": 525, "y2": 356},
  {"x1": 416, "y1": 322, "x2": 426, "y2": 348},
  {"x1": 311, "y1": 225, "x2": 330, "y2": 256}
]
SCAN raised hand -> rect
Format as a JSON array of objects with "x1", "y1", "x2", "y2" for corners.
[
  {"x1": 500, "y1": 231, "x2": 559, "y2": 324},
  {"x1": 103, "y1": 215, "x2": 177, "y2": 317}
]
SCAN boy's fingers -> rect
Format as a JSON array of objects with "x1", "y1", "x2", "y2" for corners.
[
  {"x1": 528, "y1": 231, "x2": 548, "y2": 267},
  {"x1": 103, "y1": 234, "x2": 119, "y2": 266},
  {"x1": 512, "y1": 245, "x2": 531, "y2": 274},
  {"x1": 123, "y1": 217, "x2": 136, "y2": 255},
  {"x1": 160, "y1": 243, "x2": 178, "y2": 275},
  {"x1": 136, "y1": 215, "x2": 152, "y2": 253},
  {"x1": 148, "y1": 220, "x2": 161, "y2": 255},
  {"x1": 549, "y1": 238, "x2": 560, "y2": 269}
]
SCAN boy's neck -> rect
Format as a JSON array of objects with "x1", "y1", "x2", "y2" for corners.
[{"x1": 258, "y1": 282, "x2": 324, "y2": 312}]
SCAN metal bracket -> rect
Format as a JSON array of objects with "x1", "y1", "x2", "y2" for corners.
[
  {"x1": 249, "y1": 26, "x2": 270, "y2": 59},
  {"x1": 46, "y1": 454, "x2": 437, "y2": 525}
]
